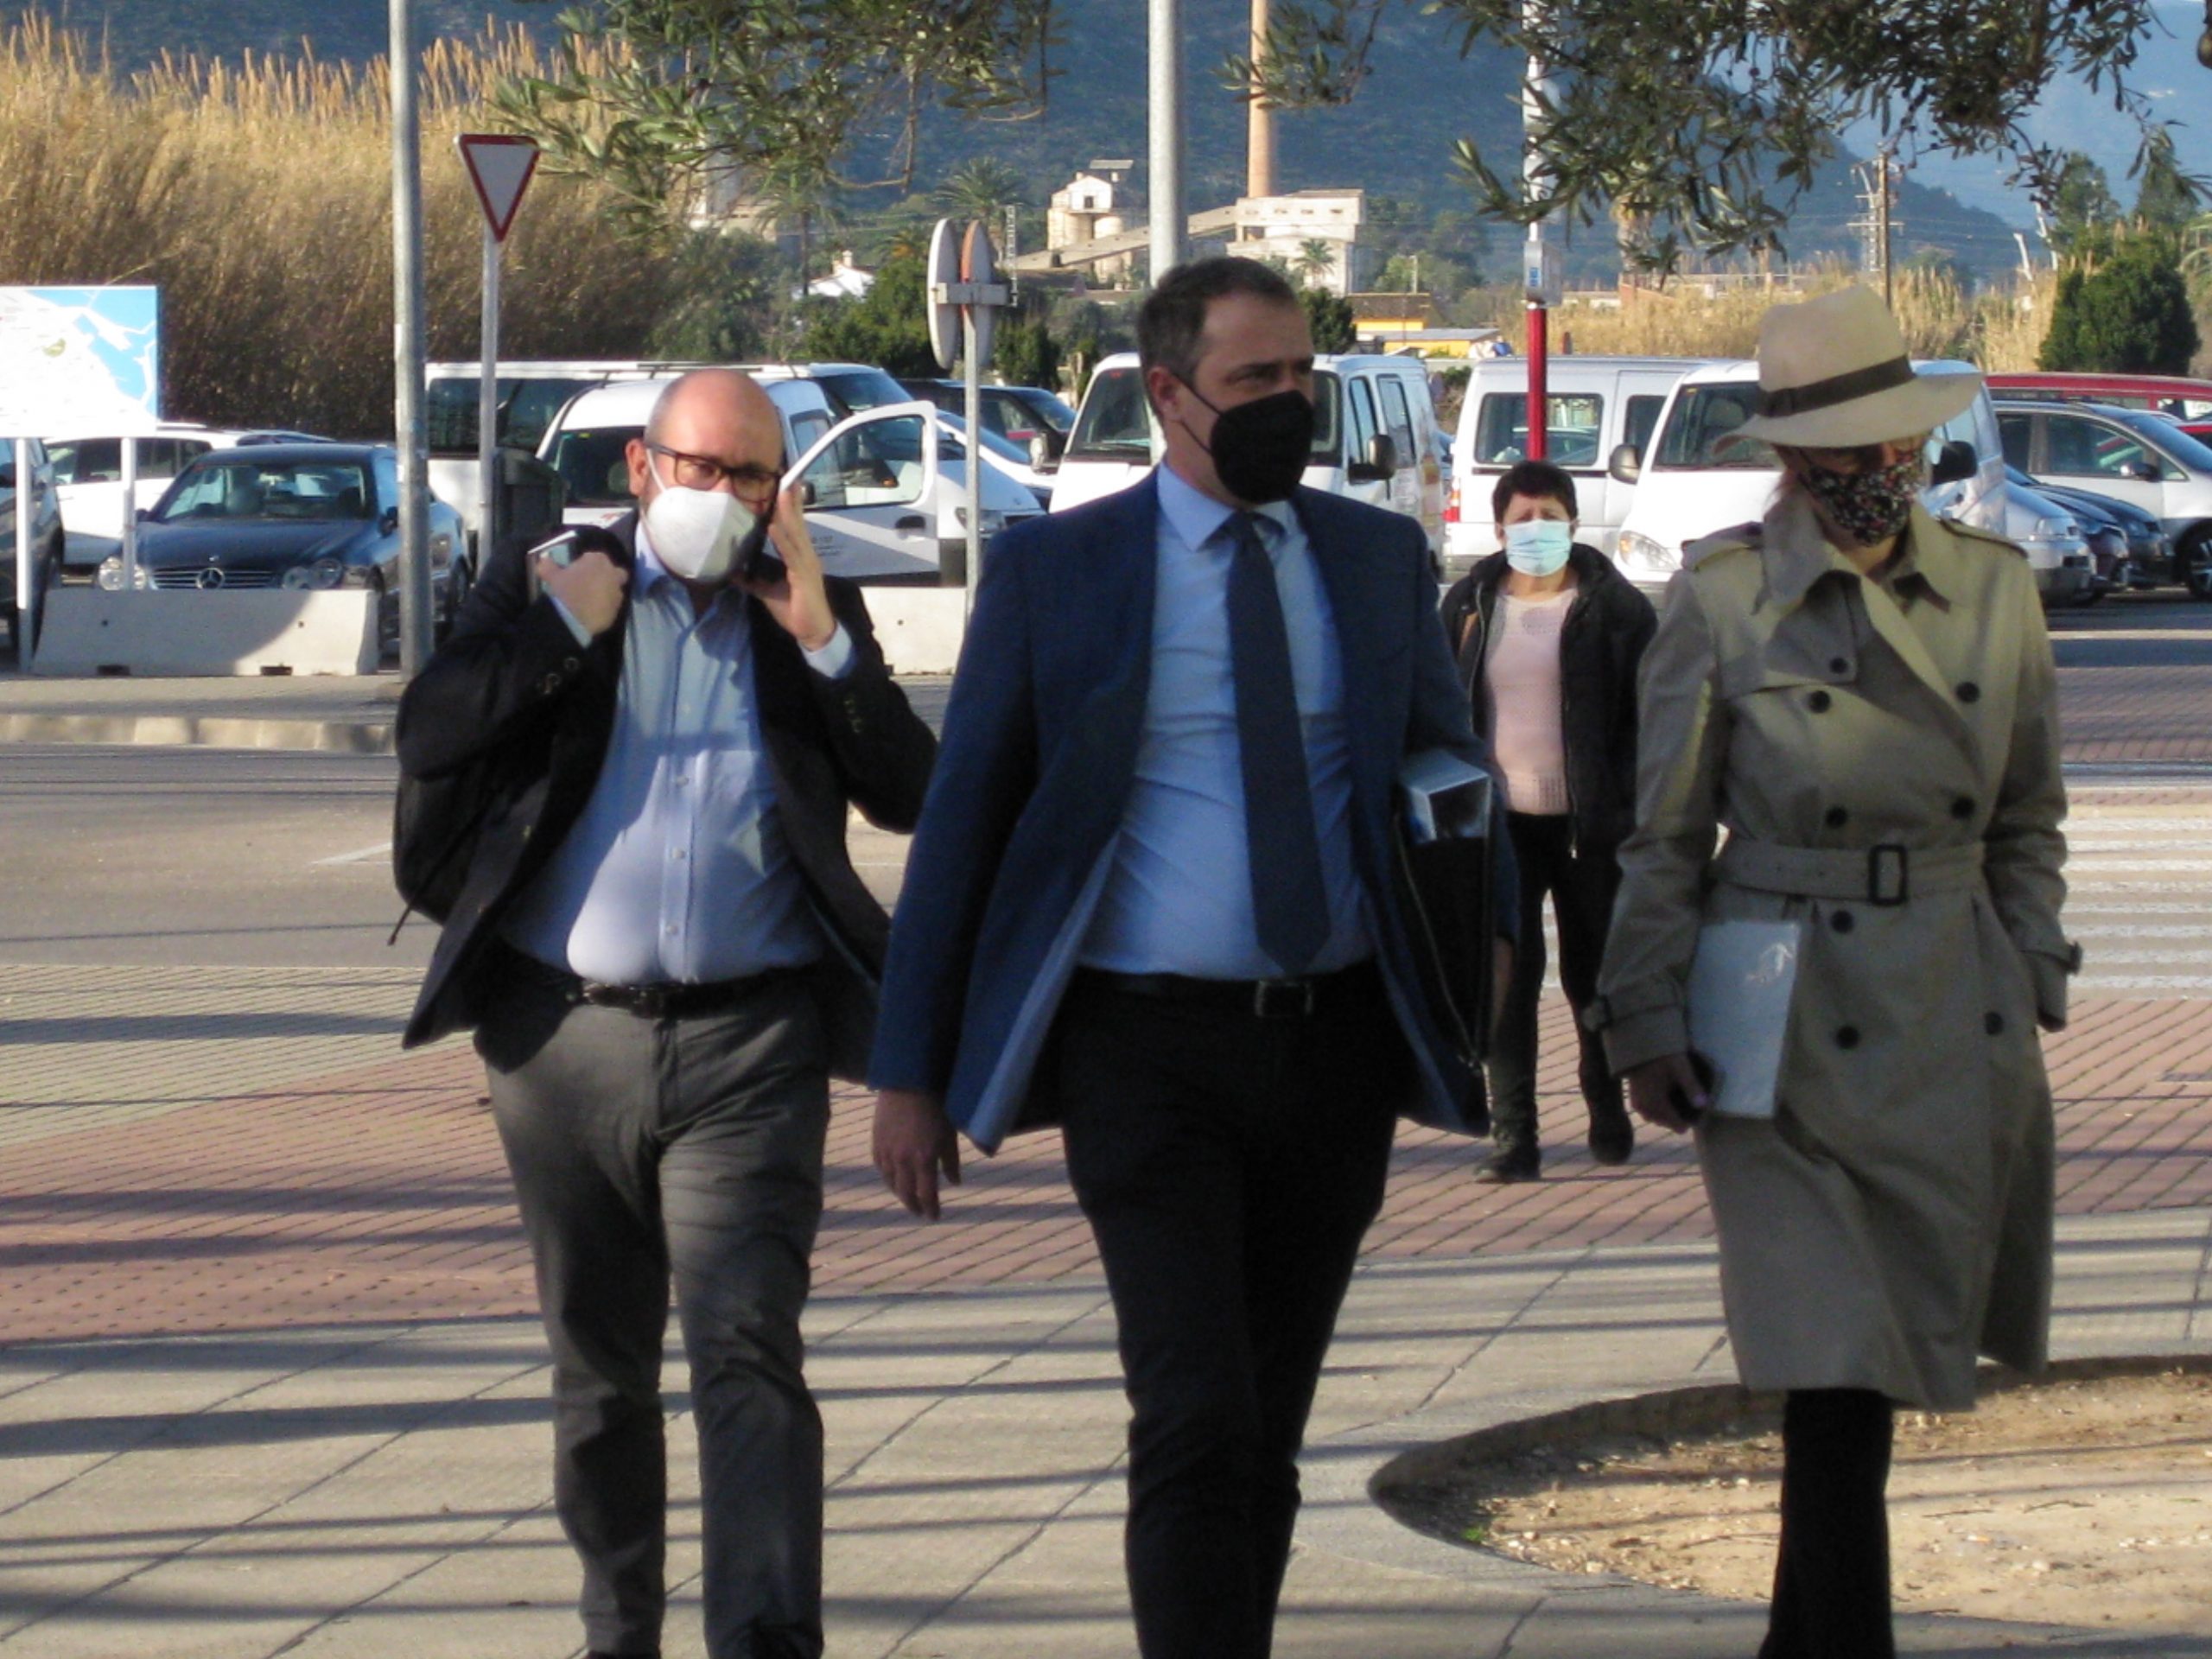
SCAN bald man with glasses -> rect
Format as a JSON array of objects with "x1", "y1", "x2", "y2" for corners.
[{"x1": 396, "y1": 368, "x2": 936, "y2": 1659}]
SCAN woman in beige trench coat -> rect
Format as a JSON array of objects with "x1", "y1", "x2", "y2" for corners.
[{"x1": 1592, "y1": 286, "x2": 2077, "y2": 1659}]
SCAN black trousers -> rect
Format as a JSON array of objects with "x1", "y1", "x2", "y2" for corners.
[
  {"x1": 1760, "y1": 1388, "x2": 1897, "y2": 1659},
  {"x1": 477, "y1": 965, "x2": 830, "y2": 1659},
  {"x1": 1487, "y1": 811, "x2": 1621, "y2": 1155},
  {"x1": 1053, "y1": 963, "x2": 1408, "y2": 1659}
]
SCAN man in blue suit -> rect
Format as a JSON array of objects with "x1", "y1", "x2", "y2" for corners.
[{"x1": 869, "y1": 257, "x2": 1515, "y2": 1659}]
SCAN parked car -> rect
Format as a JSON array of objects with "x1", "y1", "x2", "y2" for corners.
[
  {"x1": 1994, "y1": 398, "x2": 2212, "y2": 594},
  {"x1": 0, "y1": 435, "x2": 65, "y2": 655},
  {"x1": 99, "y1": 443, "x2": 461, "y2": 651},
  {"x1": 2005, "y1": 465, "x2": 2164, "y2": 594},
  {"x1": 1449, "y1": 354, "x2": 1706, "y2": 570},
  {"x1": 1055, "y1": 351, "x2": 1446, "y2": 562},
  {"x1": 1995, "y1": 477, "x2": 2097, "y2": 607},
  {"x1": 48, "y1": 423, "x2": 330, "y2": 572},
  {"x1": 1614, "y1": 359, "x2": 2031, "y2": 590},
  {"x1": 898, "y1": 378, "x2": 1077, "y2": 472},
  {"x1": 1985, "y1": 371, "x2": 2212, "y2": 425}
]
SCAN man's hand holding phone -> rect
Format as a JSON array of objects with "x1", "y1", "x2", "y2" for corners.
[{"x1": 743, "y1": 482, "x2": 837, "y2": 653}]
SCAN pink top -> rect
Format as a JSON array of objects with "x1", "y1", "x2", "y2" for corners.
[{"x1": 1484, "y1": 585, "x2": 1574, "y2": 815}]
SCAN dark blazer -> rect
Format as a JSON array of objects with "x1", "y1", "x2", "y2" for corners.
[
  {"x1": 395, "y1": 512, "x2": 937, "y2": 1074},
  {"x1": 1440, "y1": 543, "x2": 1656, "y2": 851},
  {"x1": 867, "y1": 474, "x2": 1516, "y2": 1152}
]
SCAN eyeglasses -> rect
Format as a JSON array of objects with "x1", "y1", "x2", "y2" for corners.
[{"x1": 648, "y1": 442, "x2": 781, "y2": 496}]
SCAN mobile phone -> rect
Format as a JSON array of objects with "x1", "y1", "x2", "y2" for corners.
[
  {"x1": 1671, "y1": 1051, "x2": 1719, "y2": 1125},
  {"x1": 734, "y1": 514, "x2": 785, "y2": 587},
  {"x1": 528, "y1": 525, "x2": 630, "y2": 571}
]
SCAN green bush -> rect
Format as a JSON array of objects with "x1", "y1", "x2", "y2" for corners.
[{"x1": 2039, "y1": 232, "x2": 2201, "y2": 375}]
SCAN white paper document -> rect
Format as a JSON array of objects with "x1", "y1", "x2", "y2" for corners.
[{"x1": 1685, "y1": 920, "x2": 1803, "y2": 1120}]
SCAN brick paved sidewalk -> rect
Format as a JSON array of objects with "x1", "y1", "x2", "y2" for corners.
[{"x1": 3, "y1": 995, "x2": 2207, "y2": 1344}]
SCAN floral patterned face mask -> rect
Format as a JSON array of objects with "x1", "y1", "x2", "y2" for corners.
[{"x1": 1796, "y1": 450, "x2": 1926, "y2": 548}]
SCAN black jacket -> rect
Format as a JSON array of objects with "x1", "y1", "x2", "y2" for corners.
[
  {"x1": 1439, "y1": 543, "x2": 1656, "y2": 852},
  {"x1": 394, "y1": 512, "x2": 938, "y2": 1071}
]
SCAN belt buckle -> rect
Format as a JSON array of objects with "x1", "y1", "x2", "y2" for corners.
[
  {"x1": 1866, "y1": 844, "x2": 1909, "y2": 906},
  {"x1": 1251, "y1": 977, "x2": 1317, "y2": 1020}
]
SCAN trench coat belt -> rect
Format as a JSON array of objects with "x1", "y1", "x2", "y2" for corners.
[{"x1": 1713, "y1": 837, "x2": 1985, "y2": 907}]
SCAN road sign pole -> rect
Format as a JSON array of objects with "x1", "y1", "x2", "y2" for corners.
[
  {"x1": 391, "y1": 0, "x2": 432, "y2": 677},
  {"x1": 963, "y1": 308, "x2": 982, "y2": 613},
  {"x1": 478, "y1": 220, "x2": 500, "y2": 574},
  {"x1": 120, "y1": 436, "x2": 138, "y2": 589},
  {"x1": 1148, "y1": 0, "x2": 1185, "y2": 283},
  {"x1": 13, "y1": 438, "x2": 31, "y2": 658}
]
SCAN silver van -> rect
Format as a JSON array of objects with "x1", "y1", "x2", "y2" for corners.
[
  {"x1": 1053, "y1": 352, "x2": 1446, "y2": 561},
  {"x1": 1447, "y1": 355, "x2": 1706, "y2": 571}
]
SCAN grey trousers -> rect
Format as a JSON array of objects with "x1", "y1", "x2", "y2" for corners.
[{"x1": 477, "y1": 963, "x2": 830, "y2": 1659}]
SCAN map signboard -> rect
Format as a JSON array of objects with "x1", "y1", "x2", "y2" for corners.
[{"x1": 0, "y1": 286, "x2": 160, "y2": 434}]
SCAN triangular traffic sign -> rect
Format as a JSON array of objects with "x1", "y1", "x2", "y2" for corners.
[{"x1": 457, "y1": 134, "x2": 540, "y2": 242}]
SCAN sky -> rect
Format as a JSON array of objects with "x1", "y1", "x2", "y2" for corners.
[{"x1": 1883, "y1": 2, "x2": 2210, "y2": 233}]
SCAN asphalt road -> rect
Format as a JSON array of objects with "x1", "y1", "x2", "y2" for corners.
[{"x1": 0, "y1": 591, "x2": 2203, "y2": 975}]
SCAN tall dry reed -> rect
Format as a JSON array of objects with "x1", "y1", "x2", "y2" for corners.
[
  {"x1": 1554, "y1": 262, "x2": 2055, "y2": 372},
  {"x1": 0, "y1": 14, "x2": 691, "y2": 435}
]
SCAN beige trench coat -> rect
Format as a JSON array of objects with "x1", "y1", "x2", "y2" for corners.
[{"x1": 1594, "y1": 493, "x2": 2075, "y2": 1410}]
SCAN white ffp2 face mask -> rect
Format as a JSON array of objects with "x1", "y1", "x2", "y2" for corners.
[{"x1": 643, "y1": 451, "x2": 758, "y2": 583}]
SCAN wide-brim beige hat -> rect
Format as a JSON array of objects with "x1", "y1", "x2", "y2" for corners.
[{"x1": 1735, "y1": 285, "x2": 1981, "y2": 448}]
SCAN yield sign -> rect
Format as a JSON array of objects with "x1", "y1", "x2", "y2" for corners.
[{"x1": 457, "y1": 134, "x2": 540, "y2": 242}]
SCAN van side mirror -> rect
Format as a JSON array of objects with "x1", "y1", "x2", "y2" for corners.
[
  {"x1": 1929, "y1": 439, "x2": 1978, "y2": 486},
  {"x1": 1607, "y1": 443, "x2": 1641, "y2": 485},
  {"x1": 379, "y1": 505, "x2": 400, "y2": 535},
  {"x1": 1348, "y1": 433, "x2": 1396, "y2": 483},
  {"x1": 799, "y1": 479, "x2": 818, "y2": 508},
  {"x1": 1029, "y1": 430, "x2": 1065, "y2": 471},
  {"x1": 2122, "y1": 459, "x2": 2160, "y2": 482}
]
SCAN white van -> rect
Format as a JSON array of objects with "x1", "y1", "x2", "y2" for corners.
[
  {"x1": 1613, "y1": 358, "x2": 2013, "y2": 590},
  {"x1": 536, "y1": 377, "x2": 1041, "y2": 582},
  {"x1": 1446, "y1": 355, "x2": 1706, "y2": 573},
  {"x1": 1053, "y1": 352, "x2": 1446, "y2": 560},
  {"x1": 425, "y1": 359, "x2": 711, "y2": 562}
]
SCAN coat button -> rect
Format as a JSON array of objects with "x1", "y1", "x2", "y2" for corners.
[
  {"x1": 1950, "y1": 796, "x2": 1974, "y2": 820},
  {"x1": 1956, "y1": 681, "x2": 1981, "y2": 703},
  {"x1": 1835, "y1": 1025, "x2": 1860, "y2": 1049},
  {"x1": 1824, "y1": 805, "x2": 1848, "y2": 828},
  {"x1": 1984, "y1": 1012, "x2": 2005, "y2": 1035},
  {"x1": 1828, "y1": 657, "x2": 1849, "y2": 675},
  {"x1": 1808, "y1": 690, "x2": 1833, "y2": 713},
  {"x1": 1831, "y1": 909, "x2": 1855, "y2": 934}
]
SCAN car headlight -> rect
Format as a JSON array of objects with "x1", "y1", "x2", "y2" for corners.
[
  {"x1": 2032, "y1": 516, "x2": 2079, "y2": 545},
  {"x1": 1617, "y1": 530, "x2": 1676, "y2": 570},
  {"x1": 283, "y1": 556, "x2": 346, "y2": 589},
  {"x1": 96, "y1": 556, "x2": 149, "y2": 591}
]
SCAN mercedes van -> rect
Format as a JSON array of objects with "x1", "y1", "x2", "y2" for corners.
[
  {"x1": 1446, "y1": 356, "x2": 1706, "y2": 572},
  {"x1": 537, "y1": 377, "x2": 1041, "y2": 582},
  {"x1": 1612, "y1": 359, "x2": 2025, "y2": 591},
  {"x1": 1052, "y1": 352, "x2": 1446, "y2": 561}
]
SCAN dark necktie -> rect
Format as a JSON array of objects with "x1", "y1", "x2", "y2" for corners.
[{"x1": 1224, "y1": 511, "x2": 1331, "y2": 976}]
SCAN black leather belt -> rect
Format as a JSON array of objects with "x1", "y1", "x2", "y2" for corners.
[
  {"x1": 496, "y1": 943, "x2": 785, "y2": 1019},
  {"x1": 1075, "y1": 960, "x2": 1377, "y2": 1020},
  {"x1": 576, "y1": 976, "x2": 779, "y2": 1018}
]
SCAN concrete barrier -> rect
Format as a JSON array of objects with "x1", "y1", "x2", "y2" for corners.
[
  {"x1": 33, "y1": 589, "x2": 380, "y2": 677},
  {"x1": 860, "y1": 587, "x2": 969, "y2": 675}
]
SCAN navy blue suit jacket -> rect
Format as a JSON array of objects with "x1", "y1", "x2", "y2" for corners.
[{"x1": 868, "y1": 474, "x2": 1515, "y2": 1151}]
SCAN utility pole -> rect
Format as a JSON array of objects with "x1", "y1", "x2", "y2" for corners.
[
  {"x1": 390, "y1": 0, "x2": 431, "y2": 676},
  {"x1": 1521, "y1": 0, "x2": 1559, "y2": 461},
  {"x1": 1875, "y1": 142, "x2": 1895, "y2": 308},
  {"x1": 1148, "y1": 0, "x2": 1185, "y2": 283}
]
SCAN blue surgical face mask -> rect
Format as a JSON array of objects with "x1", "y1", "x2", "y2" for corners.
[{"x1": 1502, "y1": 517, "x2": 1573, "y2": 576}]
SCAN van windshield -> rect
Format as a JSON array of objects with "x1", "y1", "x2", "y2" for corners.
[
  {"x1": 1652, "y1": 385, "x2": 1777, "y2": 471},
  {"x1": 1067, "y1": 365, "x2": 1339, "y2": 463},
  {"x1": 428, "y1": 376, "x2": 603, "y2": 457},
  {"x1": 547, "y1": 425, "x2": 641, "y2": 508},
  {"x1": 1470, "y1": 392, "x2": 1605, "y2": 469}
]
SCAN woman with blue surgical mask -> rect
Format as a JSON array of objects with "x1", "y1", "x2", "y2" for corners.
[{"x1": 1439, "y1": 459, "x2": 1656, "y2": 1182}]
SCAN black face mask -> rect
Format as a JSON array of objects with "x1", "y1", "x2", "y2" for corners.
[{"x1": 1182, "y1": 385, "x2": 1315, "y2": 504}]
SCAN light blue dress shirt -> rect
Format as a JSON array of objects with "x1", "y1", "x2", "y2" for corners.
[
  {"x1": 504, "y1": 528, "x2": 852, "y2": 984},
  {"x1": 1079, "y1": 463, "x2": 1372, "y2": 978}
]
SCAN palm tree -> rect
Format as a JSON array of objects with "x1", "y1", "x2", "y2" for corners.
[
  {"x1": 937, "y1": 157, "x2": 1028, "y2": 225},
  {"x1": 1294, "y1": 238, "x2": 1337, "y2": 288}
]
